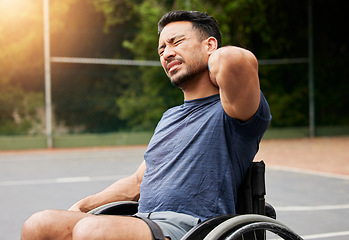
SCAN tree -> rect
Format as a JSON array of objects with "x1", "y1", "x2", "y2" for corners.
[
  {"x1": 112, "y1": 0, "x2": 349, "y2": 129},
  {"x1": 3, "y1": 0, "x2": 345, "y2": 135},
  {"x1": 93, "y1": 0, "x2": 310, "y2": 129},
  {"x1": 0, "y1": 0, "x2": 46, "y2": 134},
  {"x1": 50, "y1": 0, "x2": 142, "y2": 132}
]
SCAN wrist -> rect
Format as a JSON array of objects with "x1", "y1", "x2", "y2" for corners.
[{"x1": 70, "y1": 195, "x2": 96, "y2": 213}]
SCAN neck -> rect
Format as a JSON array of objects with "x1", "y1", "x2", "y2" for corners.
[{"x1": 181, "y1": 72, "x2": 219, "y2": 101}]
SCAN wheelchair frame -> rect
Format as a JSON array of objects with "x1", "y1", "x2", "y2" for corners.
[{"x1": 89, "y1": 161, "x2": 304, "y2": 240}]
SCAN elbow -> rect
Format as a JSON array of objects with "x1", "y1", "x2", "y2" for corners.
[{"x1": 221, "y1": 47, "x2": 258, "y2": 72}]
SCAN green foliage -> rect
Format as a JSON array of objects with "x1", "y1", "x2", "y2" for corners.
[
  {"x1": 95, "y1": 0, "x2": 273, "y2": 130},
  {"x1": 0, "y1": 81, "x2": 43, "y2": 135},
  {"x1": 0, "y1": 0, "x2": 63, "y2": 135},
  {"x1": 0, "y1": 0, "x2": 347, "y2": 136},
  {"x1": 116, "y1": 0, "x2": 183, "y2": 130},
  {"x1": 91, "y1": 0, "x2": 138, "y2": 33},
  {"x1": 50, "y1": 0, "x2": 140, "y2": 133},
  {"x1": 62, "y1": 0, "x2": 349, "y2": 130},
  {"x1": 259, "y1": 63, "x2": 309, "y2": 127},
  {"x1": 119, "y1": 0, "x2": 166, "y2": 63},
  {"x1": 116, "y1": 66, "x2": 182, "y2": 130}
]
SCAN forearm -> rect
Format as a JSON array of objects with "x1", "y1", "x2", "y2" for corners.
[
  {"x1": 69, "y1": 174, "x2": 141, "y2": 213},
  {"x1": 70, "y1": 160, "x2": 146, "y2": 213}
]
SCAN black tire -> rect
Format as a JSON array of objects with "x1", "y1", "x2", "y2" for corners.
[
  {"x1": 202, "y1": 214, "x2": 303, "y2": 240},
  {"x1": 225, "y1": 221, "x2": 304, "y2": 240}
]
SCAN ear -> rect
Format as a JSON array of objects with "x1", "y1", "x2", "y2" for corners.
[{"x1": 206, "y1": 37, "x2": 218, "y2": 54}]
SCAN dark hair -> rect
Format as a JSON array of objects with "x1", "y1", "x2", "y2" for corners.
[{"x1": 158, "y1": 10, "x2": 222, "y2": 48}]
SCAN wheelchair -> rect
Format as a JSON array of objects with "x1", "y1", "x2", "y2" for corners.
[{"x1": 88, "y1": 161, "x2": 304, "y2": 240}]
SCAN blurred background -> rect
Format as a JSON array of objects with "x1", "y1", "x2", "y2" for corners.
[{"x1": 0, "y1": 0, "x2": 348, "y2": 150}]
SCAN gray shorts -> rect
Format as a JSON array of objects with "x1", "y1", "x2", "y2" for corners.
[{"x1": 134, "y1": 211, "x2": 201, "y2": 240}]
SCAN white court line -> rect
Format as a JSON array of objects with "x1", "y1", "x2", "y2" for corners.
[
  {"x1": 0, "y1": 175, "x2": 127, "y2": 186},
  {"x1": 275, "y1": 204, "x2": 349, "y2": 211},
  {"x1": 269, "y1": 231, "x2": 349, "y2": 240},
  {"x1": 302, "y1": 230, "x2": 349, "y2": 239},
  {"x1": 268, "y1": 165, "x2": 349, "y2": 180},
  {"x1": 55, "y1": 176, "x2": 92, "y2": 183}
]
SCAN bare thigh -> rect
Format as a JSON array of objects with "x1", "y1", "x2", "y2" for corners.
[
  {"x1": 73, "y1": 215, "x2": 154, "y2": 240},
  {"x1": 21, "y1": 209, "x2": 91, "y2": 240},
  {"x1": 22, "y1": 209, "x2": 154, "y2": 240}
]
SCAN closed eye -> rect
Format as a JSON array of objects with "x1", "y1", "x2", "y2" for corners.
[
  {"x1": 158, "y1": 46, "x2": 164, "y2": 56},
  {"x1": 158, "y1": 36, "x2": 186, "y2": 56},
  {"x1": 174, "y1": 39, "x2": 183, "y2": 45}
]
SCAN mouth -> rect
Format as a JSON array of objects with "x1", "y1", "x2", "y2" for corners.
[{"x1": 166, "y1": 60, "x2": 182, "y2": 74}]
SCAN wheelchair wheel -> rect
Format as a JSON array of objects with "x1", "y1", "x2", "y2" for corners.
[
  {"x1": 88, "y1": 201, "x2": 138, "y2": 215},
  {"x1": 203, "y1": 214, "x2": 303, "y2": 240},
  {"x1": 224, "y1": 221, "x2": 303, "y2": 240}
]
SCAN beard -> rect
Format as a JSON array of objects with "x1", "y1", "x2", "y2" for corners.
[{"x1": 169, "y1": 62, "x2": 207, "y2": 89}]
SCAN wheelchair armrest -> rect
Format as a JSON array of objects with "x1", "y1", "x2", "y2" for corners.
[{"x1": 88, "y1": 201, "x2": 139, "y2": 215}]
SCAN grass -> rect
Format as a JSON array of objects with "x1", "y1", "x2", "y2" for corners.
[
  {"x1": 0, "y1": 126, "x2": 348, "y2": 151},
  {"x1": 264, "y1": 126, "x2": 349, "y2": 139}
]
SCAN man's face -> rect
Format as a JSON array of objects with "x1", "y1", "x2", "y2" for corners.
[{"x1": 158, "y1": 21, "x2": 208, "y2": 88}]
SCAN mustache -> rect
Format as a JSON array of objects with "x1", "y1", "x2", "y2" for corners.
[{"x1": 165, "y1": 58, "x2": 184, "y2": 71}]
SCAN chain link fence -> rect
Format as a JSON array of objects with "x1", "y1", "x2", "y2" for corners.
[
  {"x1": 1, "y1": 0, "x2": 347, "y2": 150},
  {"x1": 0, "y1": 0, "x2": 314, "y2": 150}
]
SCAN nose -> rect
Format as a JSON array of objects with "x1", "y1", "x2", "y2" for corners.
[{"x1": 162, "y1": 46, "x2": 176, "y2": 61}]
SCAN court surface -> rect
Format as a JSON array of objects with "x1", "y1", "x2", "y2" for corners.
[{"x1": 0, "y1": 137, "x2": 348, "y2": 239}]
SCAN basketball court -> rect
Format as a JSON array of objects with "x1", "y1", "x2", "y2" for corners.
[{"x1": 0, "y1": 137, "x2": 348, "y2": 239}]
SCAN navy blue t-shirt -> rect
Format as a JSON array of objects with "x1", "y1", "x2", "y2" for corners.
[{"x1": 138, "y1": 92, "x2": 271, "y2": 220}]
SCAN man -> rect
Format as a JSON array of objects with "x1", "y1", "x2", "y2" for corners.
[{"x1": 21, "y1": 10, "x2": 271, "y2": 240}]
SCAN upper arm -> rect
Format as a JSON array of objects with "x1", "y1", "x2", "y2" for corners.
[
  {"x1": 209, "y1": 46, "x2": 261, "y2": 121},
  {"x1": 133, "y1": 160, "x2": 146, "y2": 186},
  {"x1": 113, "y1": 160, "x2": 146, "y2": 201}
]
